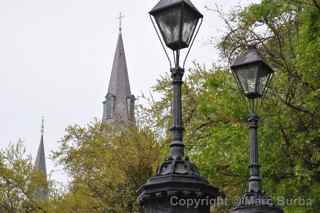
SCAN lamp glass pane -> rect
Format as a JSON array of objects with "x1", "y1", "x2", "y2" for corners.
[
  {"x1": 154, "y1": 7, "x2": 181, "y2": 47},
  {"x1": 182, "y1": 7, "x2": 199, "y2": 45},
  {"x1": 235, "y1": 65, "x2": 259, "y2": 96},
  {"x1": 257, "y1": 65, "x2": 272, "y2": 96}
]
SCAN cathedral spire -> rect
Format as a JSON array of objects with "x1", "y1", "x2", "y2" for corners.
[
  {"x1": 103, "y1": 15, "x2": 135, "y2": 124},
  {"x1": 34, "y1": 117, "x2": 48, "y2": 200}
]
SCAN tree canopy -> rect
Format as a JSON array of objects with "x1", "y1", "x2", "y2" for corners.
[{"x1": 52, "y1": 123, "x2": 161, "y2": 213}]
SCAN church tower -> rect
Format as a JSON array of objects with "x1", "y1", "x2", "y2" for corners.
[
  {"x1": 102, "y1": 16, "x2": 135, "y2": 125},
  {"x1": 33, "y1": 118, "x2": 48, "y2": 200}
]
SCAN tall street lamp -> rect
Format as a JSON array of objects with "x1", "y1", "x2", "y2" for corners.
[
  {"x1": 230, "y1": 46, "x2": 283, "y2": 213},
  {"x1": 137, "y1": 0, "x2": 219, "y2": 212}
]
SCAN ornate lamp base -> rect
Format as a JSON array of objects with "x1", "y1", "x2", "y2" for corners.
[{"x1": 138, "y1": 157, "x2": 219, "y2": 213}]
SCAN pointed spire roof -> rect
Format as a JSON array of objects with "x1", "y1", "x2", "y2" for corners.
[
  {"x1": 107, "y1": 31, "x2": 131, "y2": 98},
  {"x1": 34, "y1": 118, "x2": 47, "y2": 178}
]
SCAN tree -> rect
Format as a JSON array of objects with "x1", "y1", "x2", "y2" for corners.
[
  {"x1": 52, "y1": 122, "x2": 161, "y2": 213},
  {"x1": 0, "y1": 141, "x2": 51, "y2": 213}
]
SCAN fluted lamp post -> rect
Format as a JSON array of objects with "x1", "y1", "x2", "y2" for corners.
[
  {"x1": 137, "y1": 0, "x2": 219, "y2": 212},
  {"x1": 230, "y1": 46, "x2": 283, "y2": 213}
]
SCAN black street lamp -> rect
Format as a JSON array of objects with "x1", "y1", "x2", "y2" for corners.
[
  {"x1": 230, "y1": 46, "x2": 283, "y2": 213},
  {"x1": 137, "y1": 0, "x2": 219, "y2": 212}
]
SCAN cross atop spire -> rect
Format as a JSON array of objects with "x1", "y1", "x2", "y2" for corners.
[
  {"x1": 41, "y1": 116, "x2": 44, "y2": 136},
  {"x1": 117, "y1": 12, "x2": 125, "y2": 33}
]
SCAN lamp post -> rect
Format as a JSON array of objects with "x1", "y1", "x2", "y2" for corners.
[
  {"x1": 137, "y1": 0, "x2": 218, "y2": 212},
  {"x1": 230, "y1": 46, "x2": 283, "y2": 213}
]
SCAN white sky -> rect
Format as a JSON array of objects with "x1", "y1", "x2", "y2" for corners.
[{"x1": 0, "y1": 0, "x2": 259, "y2": 185}]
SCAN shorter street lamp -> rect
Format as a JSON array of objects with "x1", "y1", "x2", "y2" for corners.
[
  {"x1": 230, "y1": 46, "x2": 283, "y2": 213},
  {"x1": 137, "y1": 0, "x2": 218, "y2": 212}
]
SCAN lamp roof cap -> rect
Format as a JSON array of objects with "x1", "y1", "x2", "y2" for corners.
[
  {"x1": 231, "y1": 46, "x2": 272, "y2": 71},
  {"x1": 150, "y1": 0, "x2": 203, "y2": 18}
]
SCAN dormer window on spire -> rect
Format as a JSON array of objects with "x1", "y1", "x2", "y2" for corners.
[
  {"x1": 126, "y1": 95, "x2": 135, "y2": 121},
  {"x1": 104, "y1": 93, "x2": 115, "y2": 120}
]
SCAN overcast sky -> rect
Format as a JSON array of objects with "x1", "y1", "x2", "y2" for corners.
[{"x1": 0, "y1": 0, "x2": 259, "y2": 185}]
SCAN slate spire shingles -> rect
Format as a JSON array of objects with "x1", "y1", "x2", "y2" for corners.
[{"x1": 107, "y1": 32, "x2": 131, "y2": 99}]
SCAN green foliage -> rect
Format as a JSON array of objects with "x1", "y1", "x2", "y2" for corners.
[
  {"x1": 0, "y1": 141, "x2": 51, "y2": 212},
  {"x1": 52, "y1": 122, "x2": 160, "y2": 213}
]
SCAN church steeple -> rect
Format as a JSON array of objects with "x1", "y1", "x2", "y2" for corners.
[
  {"x1": 107, "y1": 31, "x2": 131, "y2": 98},
  {"x1": 103, "y1": 15, "x2": 135, "y2": 124},
  {"x1": 34, "y1": 117, "x2": 48, "y2": 200}
]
